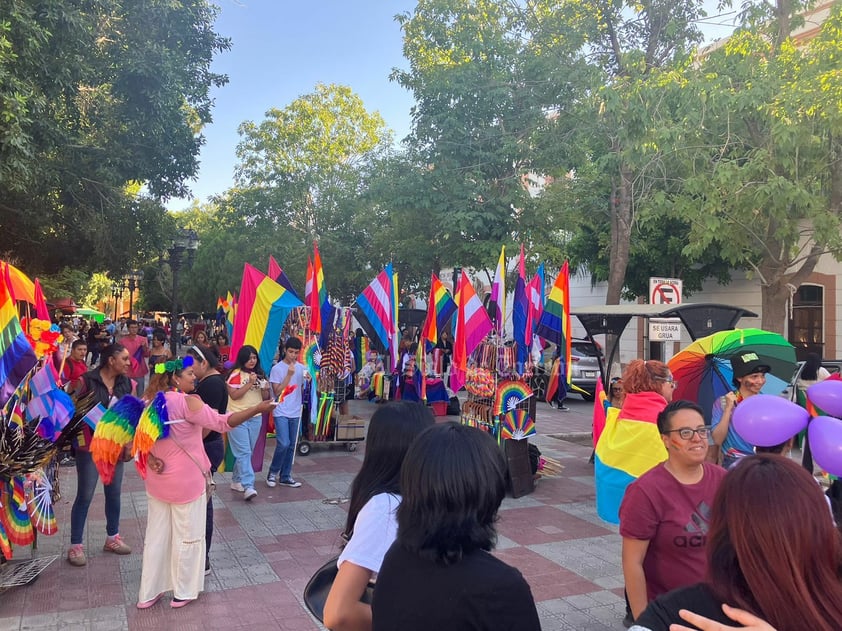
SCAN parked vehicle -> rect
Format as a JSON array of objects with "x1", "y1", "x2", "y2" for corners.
[
  {"x1": 528, "y1": 339, "x2": 603, "y2": 402},
  {"x1": 782, "y1": 359, "x2": 842, "y2": 402}
]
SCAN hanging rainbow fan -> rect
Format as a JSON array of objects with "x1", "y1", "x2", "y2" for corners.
[
  {"x1": 28, "y1": 476, "x2": 56, "y2": 535},
  {"x1": 494, "y1": 380, "x2": 533, "y2": 416},
  {"x1": 500, "y1": 409, "x2": 535, "y2": 440},
  {"x1": 3, "y1": 481, "x2": 34, "y2": 547}
]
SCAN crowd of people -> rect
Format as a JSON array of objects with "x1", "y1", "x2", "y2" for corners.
[{"x1": 49, "y1": 311, "x2": 842, "y2": 629}]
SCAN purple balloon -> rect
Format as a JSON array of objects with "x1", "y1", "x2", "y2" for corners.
[
  {"x1": 806, "y1": 380, "x2": 842, "y2": 417},
  {"x1": 731, "y1": 394, "x2": 810, "y2": 447},
  {"x1": 808, "y1": 416, "x2": 842, "y2": 477}
]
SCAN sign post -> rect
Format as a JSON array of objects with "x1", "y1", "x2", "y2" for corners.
[{"x1": 648, "y1": 278, "x2": 684, "y2": 359}]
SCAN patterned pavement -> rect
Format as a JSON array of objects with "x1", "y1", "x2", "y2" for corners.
[{"x1": 0, "y1": 396, "x2": 629, "y2": 630}]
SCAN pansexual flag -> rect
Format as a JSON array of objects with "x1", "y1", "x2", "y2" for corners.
[
  {"x1": 0, "y1": 268, "x2": 37, "y2": 407},
  {"x1": 594, "y1": 393, "x2": 668, "y2": 524},
  {"x1": 421, "y1": 273, "x2": 456, "y2": 347},
  {"x1": 231, "y1": 264, "x2": 303, "y2": 370},
  {"x1": 450, "y1": 270, "x2": 492, "y2": 392},
  {"x1": 355, "y1": 268, "x2": 394, "y2": 355},
  {"x1": 535, "y1": 261, "x2": 571, "y2": 384}
]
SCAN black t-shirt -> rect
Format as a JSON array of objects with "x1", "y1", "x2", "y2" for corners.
[
  {"x1": 633, "y1": 583, "x2": 733, "y2": 631},
  {"x1": 195, "y1": 373, "x2": 228, "y2": 442},
  {"x1": 372, "y1": 543, "x2": 541, "y2": 631}
]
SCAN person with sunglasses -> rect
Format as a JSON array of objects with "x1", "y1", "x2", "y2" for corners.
[{"x1": 619, "y1": 400, "x2": 727, "y2": 626}]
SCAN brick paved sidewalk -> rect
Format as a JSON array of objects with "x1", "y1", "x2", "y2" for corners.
[{"x1": 0, "y1": 396, "x2": 628, "y2": 631}]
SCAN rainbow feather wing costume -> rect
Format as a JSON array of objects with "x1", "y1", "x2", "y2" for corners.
[
  {"x1": 90, "y1": 395, "x2": 145, "y2": 484},
  {"x1": 132, "y1": 392, "x2": 170, "y2": 479}
]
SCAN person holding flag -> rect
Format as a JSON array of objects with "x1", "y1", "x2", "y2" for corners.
[{"x1": 267, "y1": 337, "x2": 307, "y2": 489}]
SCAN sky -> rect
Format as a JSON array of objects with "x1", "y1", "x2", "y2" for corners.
[{"x1": 170, "y1": 0, "x2": 740, "y2": 210}]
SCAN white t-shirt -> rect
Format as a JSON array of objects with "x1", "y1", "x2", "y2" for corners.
[
  {"x1": 337, "y1": 493, "x2": 400, "y2": 574},
  {"x1": 269, "y1": 360, "x2": 305, "y2": 418}
]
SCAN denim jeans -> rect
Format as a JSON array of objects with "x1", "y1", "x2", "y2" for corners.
[
  {"x1": 269, "y1": 415, "x2": 300, "y2": 481},
  {"x1": 227, "y1": 415, "x2": 262, "y2": 490},
  {"x1": 203, "y1": 436, "x2": 225, "y2": 559},
  {"x1": 70, "y1": 450, "x2": 124, "y2": 545}
]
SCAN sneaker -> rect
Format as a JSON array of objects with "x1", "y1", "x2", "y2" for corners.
[
  {"x1": 230, "y1": 482, "x2": 245, "y2": 492},
  {"x1": 244, "y1": 487, "x2": 257, "y2": 501},
  {"x1": 558, "y1": 405, "x2": 570, "y2": 412},
  {"x1": 623, "y1": 613, "x2": 634, "y2": 628},
  {"x1": 279, "y1": 478, "x2": 302, "y2": 488},
  {"x1": 103, "y1": 534, "x2": 132, "y2": 555},
  {"x1": 67, "y1": 545, "x2": 87, "y2": 567},
  {"x1": 266, "y1": 474, "x2": 277, "y2": 488}
]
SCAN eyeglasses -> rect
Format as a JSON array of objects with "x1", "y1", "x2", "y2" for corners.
[
  {"x1": 665, "y1": 426, "x2": 711, "y2": 440},
  {"x1": 654, "y1": 375, "x2": 678, "y2": 388}
]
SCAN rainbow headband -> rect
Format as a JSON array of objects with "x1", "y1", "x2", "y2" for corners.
[{"x1": 154, "y1": 356, "x2": 194, "y2": 374}]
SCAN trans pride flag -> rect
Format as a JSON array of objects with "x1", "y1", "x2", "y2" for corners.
[
  {"x1": 355, "y1": 267, "x2": 394, "y2": 355},
  {"x1": 231, "y1": 264, "x2": 303, "y2": 370}
]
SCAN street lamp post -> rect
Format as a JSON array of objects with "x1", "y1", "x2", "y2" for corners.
[
  {"x1": 124, "y1": 269, "x2": 144, "y2": 321},
  {"x1": 166, "y1": 229, "x2": 199, "y2": 356},
  {"x1": 111, "y1": 282, "x2": 123, "y2": 321}
]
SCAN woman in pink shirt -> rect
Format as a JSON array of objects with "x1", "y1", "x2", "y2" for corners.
[{"x1": 137, "y1": 357, "x2": 275, "y2": 610}]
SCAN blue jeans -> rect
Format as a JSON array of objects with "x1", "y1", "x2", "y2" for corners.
[
  {"x1": 269, "y1": 415, "x2": 300, "y2": 481},
  {"x1": 70, "y1": 450, "x2": 124, "y2": 545},
  {"x1": 228, "y1": 415, "x2": 262, "y2": 490}
]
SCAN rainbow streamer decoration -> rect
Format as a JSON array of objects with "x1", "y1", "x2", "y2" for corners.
[
  {"x1": 28, "y1": 476, "x2": 57, "y2": 535},
  {"x1": 230, "y1": 263, "x2": 303, "y2": 373},
  {"x1": 314, "y1": 392, "x2": 334, "y2": 440},
  {"x1": 91, "y1": 395, "x2": 145, "y2": 484},
  {"x1": 500, "y1": 409, "x2": 535, "y2": 440},
  {"x1": 3, "y1": 481, "x2": 34, "y2": 547},
  {"x1": 132, "y1": 391, "x2": 170, "y2": 479},
  {"x1": 494, "y1": 380, "x2": 534, "y2": 416}
]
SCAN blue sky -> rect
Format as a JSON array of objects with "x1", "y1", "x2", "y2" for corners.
[{"x1": 172, "y1": 0, "x2": 738, "y2": 209}]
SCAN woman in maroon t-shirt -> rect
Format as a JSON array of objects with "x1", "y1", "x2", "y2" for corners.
[{"x1": 619, "y1": 400, "x2": 726, "y2": 623}]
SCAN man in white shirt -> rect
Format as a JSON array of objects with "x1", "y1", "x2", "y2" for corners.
[{"x1": 267, "y1": 337, "x2": 306, "y2": 488}]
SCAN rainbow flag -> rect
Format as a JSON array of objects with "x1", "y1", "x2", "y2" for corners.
[
  {"x1": 535, "y1": 261, "x2": 571, "y2": 385},
  {"x1": 594, "y1": 394, "x2": 668, "y2": 524},
  {"x1": 231, "y1": 264, "x2": 303, "y2": 370},
  {"x1": 389, "y1": 263, "x2": 399, "y2": 369},
  {"x1": 421, "y1": 273, "x2": 457, "y2": 346},
  {"x1": 450, "y1": 270, "x2": 492, "y2": 392},
  {"x1": 490, "y1": 246, "x2": 506, "y2": 336},
  {"x1": 0, "y1": 266, "x2": 37, "y2": 407},
  {"x1": 309, "y1": 244, "x2": 333, "y2": 336},
  {"x1": 268, "y1": 255, "x2": 300, "y2": 300},
  {"x1": 355, "y1": 268, "x2": 394, "y2": 355}
]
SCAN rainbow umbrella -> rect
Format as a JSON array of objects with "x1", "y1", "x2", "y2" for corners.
[{"x1": 668, "y1": 328, "x2": 796, "y2": 421}]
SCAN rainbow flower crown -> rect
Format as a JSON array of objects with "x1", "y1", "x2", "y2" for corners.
[{"x1": 154, "y1": 355, "x2": 194, "y2": 375}]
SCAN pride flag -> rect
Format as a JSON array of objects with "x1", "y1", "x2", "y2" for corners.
[
  {"x1": 450, "y1": 270, "x2": 492, "y2": 392},
  {"x1": 0, "y1": 268, "x2": 37, "y2": 406},
  {"x1": 421, "y1": 273, "x2": 457, "y2": 346},
  {"x1": 594, "y1": 392, "x2": 668, "y2": 524},
  {"x1": 231, "y1": 264, "x2": 303, "y2": 370},
  {"x1": 268, "y1": 255, "x2": 300, "y2": 301},
  {"x1": 355, "y1": 268, "x2": 394, "y2": 355},
  {"x1": 388, "y1": 263, "x2": 399, "y2": 370},
  {"x1": 225, "y1": 291, "x2": 236, "y2": 338},
  {"x1": 309, "y1": 245, "x2": 332, "y2": 336},
  {"x1": 490, "y1": 246, "x2": 505, "y2": 336},
  {"x1": 536, "y1": 261, "x2": 571, "y2": 385}
]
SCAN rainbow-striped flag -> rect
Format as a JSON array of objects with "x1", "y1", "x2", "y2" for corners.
[
  {"x1": 535, "y1": 261, "x2": 571, "y2": 385},
  {"x1": 421, "y1": 273, "x2": 456, "y2": 347},
  {"x1": 0, "y1": 267, "x2": 37, "y2": 407},
  {"x1": 309, "y1": 245, "x2": 332, "y2": 335},
  {"x1": 355, "y1": 268, "x2": 394, "y2": 355},
  {"x1": 450, "y1": 270, "x2": 492, "y2": 392},
  {"x1": 230, "y1": 264, "x2": 303, "y2": 370}
]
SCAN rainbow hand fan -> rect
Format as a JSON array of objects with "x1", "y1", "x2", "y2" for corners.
[
  {"x1": 28, "y1": 475, "x2": 56, "y2": 535},
  {"x1": 132, "y1": 392, "x2": 170, "y2": 479},
  {"x1": 494, "y1": 381, "x2": 533, "y2": 416},
  {"x1": 3, "y1": 481, "x2": 34, "y2": 547},
  {"x1": 500, "y1": 409, "x2": 535, "y2": 440},
  {"x1": 91, "y1": 395, "x2": 145, "y2": 484},
  {"x1": 0, "y1": 511, "x2": 11, "y2": 558}
]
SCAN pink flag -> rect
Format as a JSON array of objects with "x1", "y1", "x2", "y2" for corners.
[{"x1": 450, "y1": 270, "x2": 493, "y2": 392}]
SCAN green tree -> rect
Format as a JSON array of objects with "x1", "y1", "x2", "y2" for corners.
[
  {"x1": 0, "y1": 0, "x2": 229, "y2": 275},
  {"x1": 666, "y1": 1, "x2": 842, "y2": 332}
]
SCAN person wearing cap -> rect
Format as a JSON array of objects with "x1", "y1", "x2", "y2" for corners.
[{"x1": 710, "y1": 351, "x2": 770, "y2": 469}]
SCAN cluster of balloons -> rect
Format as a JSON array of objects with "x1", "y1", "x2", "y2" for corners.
[{"x1": 732, "y1": 381, "x2": 842, "y2": 477}]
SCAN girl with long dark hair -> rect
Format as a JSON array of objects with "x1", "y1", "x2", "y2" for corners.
[
  {"x1": 226, "y1": 345, "x2": 270, "y2": 501},
  {"x1": 323, "y1": 401, "x2": 434, "y2": 631}
]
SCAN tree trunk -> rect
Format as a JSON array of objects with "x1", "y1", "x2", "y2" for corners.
[
  {"x1": 759, "y1": 244, "x2": 823, "y2": 333},
  {"x1": 606, "y1": 163, "x2": 633, "y2": 305},
  {"x1": 760, "y1": 282, "x2": 790, "y2": 335}
]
